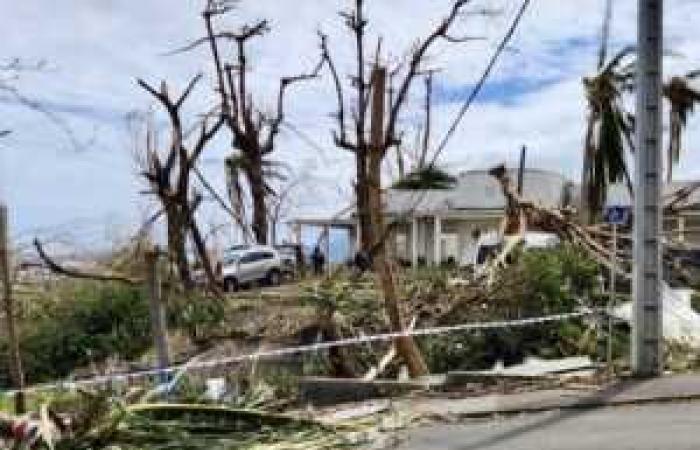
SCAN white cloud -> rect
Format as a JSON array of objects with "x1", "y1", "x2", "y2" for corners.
[{"x1": 1, "y1": 0, "x2": 699, "y2": 246}]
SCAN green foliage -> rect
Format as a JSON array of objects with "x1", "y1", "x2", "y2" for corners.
[
  {"x1": 664, "y1": 72, "x2": 700, "y2": 181},
  {"x1": 420, "y1": 245, "x2": 601, "y2": 371},
  {"x1": 0, "y1": 282, "x2": 151, "y2": 385},
  {"x1": 47, "y1": 395, "x2": 356, "y2": 450},
  {"x1": 691, "y1": 291, "x2": 700, "y2": 314},
  {"x1": 582, "y1": 46, "x2": 635, "y2": 220},
  {"x1": 502, "y1": 244, "x2": 599, "y2": 314},
  {"x1": 392, "y1": 166, "x2": 457, "y2": 190},
  {"x1": 169, "y1": 294, "x2": 227, "y2": 344},
  {"x1": 300, "y1": 277, "x2": 382, "y2": 329}
]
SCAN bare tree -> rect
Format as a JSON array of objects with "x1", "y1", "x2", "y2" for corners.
[
  {"x1": 171, "y1": 1, "x2": 323, "y2": 244},
  {"x1": 267, "y1": 177, "x2": 302, "y2": 245},
  {"x1": 33, "y1": 238, "x2": 142, "y2": 285},
  {"x1": 136, "y1": 76, "x2": 224, "y2": 293},
  {"x1": 1, "y1": 205, "x2": 25, "y2": 413},
  {"x1": 0, "y1": 58, "x2": 82, "y2": 150},
  {"x1": 319, "y1": 0, "x2": 475, "y2": 377},
  {"x1": 321, "y1": 0, "x2": 473, "y2": 253}
]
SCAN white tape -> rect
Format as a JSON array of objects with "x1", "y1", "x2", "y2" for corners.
[{"x1": 3, "y1": 310, "x2": 591, "y2": 395}]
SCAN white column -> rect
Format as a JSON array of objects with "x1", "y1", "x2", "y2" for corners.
[
  {"x1": 678, "y1": 216, "x2": 686, "y2": 243},
  {"x1": 434, "y1": 216, "x2": 442, "y2": 266},
  {"x1": 293, "y1": 223, "x2": 302, "y2": 245},
  {"x1": 411, "y1": 218, "x2": 418, "y2": 267}
]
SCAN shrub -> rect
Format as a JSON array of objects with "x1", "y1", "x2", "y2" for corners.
[
  {"x1": 420, "y1": 244, "x2": 601, "y2": 371},
  {"x1": 691, "y1": 291, "x2": 700, "y2": 314},
  {"x1": 0, "y1": 282, "x2": 152, "y2": 385}
]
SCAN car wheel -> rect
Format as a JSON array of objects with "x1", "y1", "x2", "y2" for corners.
[
  {"x1": 224, "y1": 277, "x2": 238, "y2": 293},
  {"x1": 267, "y1": 269, "x2": 281, "y2": 286}
]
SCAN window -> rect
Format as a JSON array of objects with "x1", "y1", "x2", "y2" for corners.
[
  {"x1": 223, "y1": 255, "x2": 239, "y2": 265},
  {"x1": 240, "y1": 253, "x2": 259, "y2": 264}
]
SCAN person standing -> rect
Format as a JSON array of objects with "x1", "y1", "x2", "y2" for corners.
[{"x1": 311, "y1": 245, "x2": 325, "y2": 276}]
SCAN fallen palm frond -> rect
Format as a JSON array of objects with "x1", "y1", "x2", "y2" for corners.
[{"x1": 2, "y1": 394, "x2": 360, "y2": 450}]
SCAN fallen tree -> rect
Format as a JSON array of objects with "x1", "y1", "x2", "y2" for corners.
[{"x1": 487, "y1": 164, "x2": 700, "y2": 284}]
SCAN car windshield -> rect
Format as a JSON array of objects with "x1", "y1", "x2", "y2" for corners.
[
  {"x1": 222, "y1": 253, "x2": 242, "y2": 265},
  {"x1": 226, "y1": 245, "x2": 250, "y2": 253}
]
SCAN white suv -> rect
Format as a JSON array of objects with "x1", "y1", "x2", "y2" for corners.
[{"x1": 221, "y1": 245, "x2": 284, "y2": 292}]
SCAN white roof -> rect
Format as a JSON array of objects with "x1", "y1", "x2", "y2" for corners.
[{"x1": 385, "y1": 168, "x2": 574, "y2": 216}]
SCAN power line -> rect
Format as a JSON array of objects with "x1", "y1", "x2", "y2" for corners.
[
  {"x1": 5, "y1": 310, "x2": 590, "y2": 394},
  {"x1": 281, "y1": 121, "x2": 331, "y2": 164},
  {"x1": 430, "y1": 0, "x2": 533, "y2": 166}
]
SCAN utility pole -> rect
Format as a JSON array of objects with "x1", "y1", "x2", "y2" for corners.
[
  {"x1": 0, "y1": 204, "x2": 25, "y2": 413},
  {"x1": 632, "y1": 0, "x2": 663, "y2": 376},
  {"x1": 517, "y1": 145, "x2": 527, "y2": 196},
  {"x1": 608, "y1": 221, "x2": 618, "y2": 372},
  {"x1": 145, "y1": 247, "x2": 171, "y2": 383}
]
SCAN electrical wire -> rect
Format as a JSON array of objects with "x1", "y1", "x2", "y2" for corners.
[{"x1": 430, "y1": 0, "x2": 533, "y2": 167}]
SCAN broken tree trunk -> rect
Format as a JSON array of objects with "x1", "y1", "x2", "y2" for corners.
[
  {"x1": 488, "y1": 164, "x2": 633, "y2": 279},
  {"x1": 368, "y1": 67, "x2": 428, "y2": 378},
  {"x1": 1, "y1": 205, "x2": 25, "y2": 413},
  {"x1": 246, "y1": 150, "x2": 270, "y2": 245},
  {"x1": 165, "y1": 204, "x2": 193, "y2": 291}
]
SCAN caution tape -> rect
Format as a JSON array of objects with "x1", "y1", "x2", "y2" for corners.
[{"x1": 2, "y1": 310, "x2": 591, "y2": 395}]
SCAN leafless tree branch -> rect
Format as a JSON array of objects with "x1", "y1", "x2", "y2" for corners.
[
  {"x1": 33, "y1": 238, "x2": 141, "y2": 285},
  {"x1": 384, "y1": 0, "x2": 472, "y2": 152}
]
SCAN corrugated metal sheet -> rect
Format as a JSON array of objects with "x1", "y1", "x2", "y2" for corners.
[{"x1": 607, "y1": 181, "x2": 700, "y2": 210}]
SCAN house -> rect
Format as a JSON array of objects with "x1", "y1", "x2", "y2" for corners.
[
  {"x1": 290, "y1": 168, "x2": 576, "y2": 266},
  {"x1": 290, "y1": 168, "x2": 700, "y2": 267},
  {"x1": 384, "y1": 168, "x2": 576, "y2": 266}
]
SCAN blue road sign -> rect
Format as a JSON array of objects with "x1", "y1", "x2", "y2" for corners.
[{"x1": 603, "y1": 205, "x2": 631, "y2": 225}]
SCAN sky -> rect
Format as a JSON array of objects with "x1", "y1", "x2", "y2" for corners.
[{"x1": 1, "y1": 0, "x2": 699, "y2": 252}]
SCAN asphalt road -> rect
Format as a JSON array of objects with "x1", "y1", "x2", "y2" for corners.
[{"x1": 392, "y1": 401, "x2": 700, "y2": 450}]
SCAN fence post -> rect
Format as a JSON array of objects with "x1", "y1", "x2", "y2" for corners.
[
  {"x1": 0, "y1": 204, "x2": 25, "y2": 413},
  {"x1": 145, "y1": 246, "x2": 170, "y2": 383}
]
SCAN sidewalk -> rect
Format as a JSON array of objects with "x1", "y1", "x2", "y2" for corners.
[{"x1": 394, "y1": 373, "x2": 700, "y2": 419}]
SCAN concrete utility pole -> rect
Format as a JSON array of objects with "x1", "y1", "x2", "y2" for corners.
[
  {"x1": 145, "y1": 247, "x2": 170, "y2": 383},
  {"x1": 0, "y1": 204, "x2": 26, "y2": 413},
  {"x1": 517, "y1": 145, "x2": 527, "y2": 196},
  {"x1": 632, "y1": 0, "x2": 663, "y2": 376}
]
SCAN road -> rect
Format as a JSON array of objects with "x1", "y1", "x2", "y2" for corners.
[{"x1": 391, "y1": 401, "x2": 700, "y2": 450}]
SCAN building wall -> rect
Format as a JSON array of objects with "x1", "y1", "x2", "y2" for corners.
[
  {"x1": 663, "y1": 213, "x2": 700, "y2": 247},
  {"x1": 681, "y1": 214, "x2": 700, "y2": 246},
  {"x1": 442, "y1": 217, "x2": 502, "y2": 264},
  {"x1": 393, "y1": 215, "x2": 503, "y2": 266}
]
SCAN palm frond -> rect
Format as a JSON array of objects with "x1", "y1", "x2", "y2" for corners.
[
  {"x1": 664, "y1": 73, "x2": 700, "y2": 181},
  {"x1": 392, "y1": 166, "x2": 457, "y2": 190}
]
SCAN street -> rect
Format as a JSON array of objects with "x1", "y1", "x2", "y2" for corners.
[{"x1": 392, "y1": 401, "x2": 700, "y2": 450}]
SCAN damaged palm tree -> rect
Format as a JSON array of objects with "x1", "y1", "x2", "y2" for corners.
[
  {"x1": 664, "y1": 70, "x2": 700, "y2": 182},
  {"x1": 581, "y1": 47, "x2": 636, "y2": 224},
  {"x1": 580, "y1": 0, "x2": 634, "y2": 224},
  {"x1": 136, "y1": 76, "x2": 224, "y2": 293}
]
